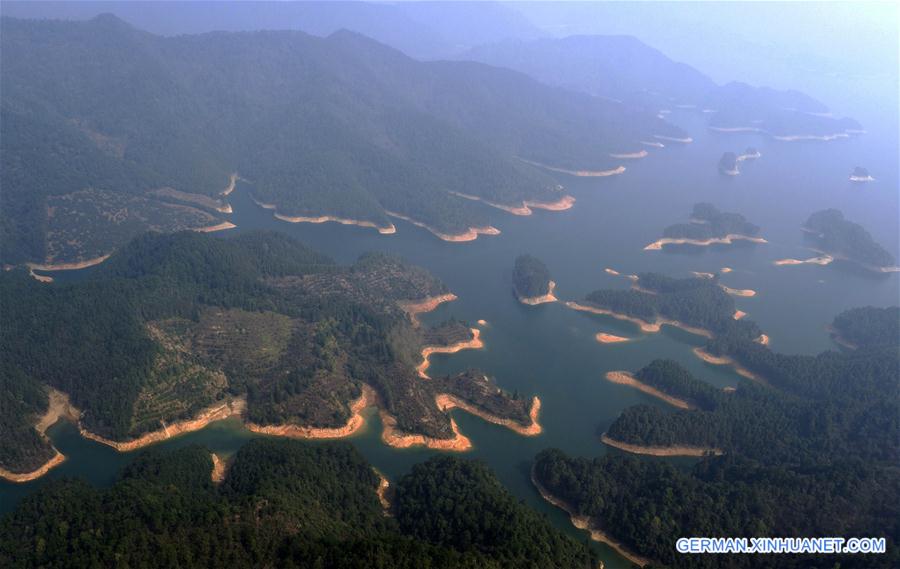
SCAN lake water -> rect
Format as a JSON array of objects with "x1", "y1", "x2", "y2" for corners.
[{"x1": 3, "y1": 109, "x2": 897, "y2": 568}]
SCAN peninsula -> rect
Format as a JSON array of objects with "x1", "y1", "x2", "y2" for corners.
[
  {"x1": 646, "y1": 203, "x2": 765, "y2": 250},
  {"x1": 513, "y1": 255, "x2": 558, "y2": 305}
]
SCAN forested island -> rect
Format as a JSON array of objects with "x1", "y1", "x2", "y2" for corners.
[
  {"x1": 570, "y1": 272, "x2": 762, "y2": 340},
  {"x1": 0, "y1": 231, "x2": 540, "y2": 479},
  {"x1": 718, "y1": 152, "x2": 739, "y2": 175},
  {"x1": 0, "y1": 439, "x2": 597, "y2": 568},
  {"x1": 803, "y1": 209, "x2": 897, "y2": 270},
  {"x1": 512, "y1": 255, "x2": 557, "y2": 304},
  {"x1": 645, "y1": 203, "x2": 764, "y2": 249},
  {"x1": 536, "y1": 306, "x2": 899, "y2": 567},
  {"x1": 1, "y1": 14, "x2": 684, "y2": 265},
  {"x1": 850, "y1": 166, "x2": 874, "y2": 182}
]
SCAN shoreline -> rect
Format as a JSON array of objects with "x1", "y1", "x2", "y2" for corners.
[
  {"x1": 27, "y1": 253, "x2": 111, "y2": 273},
  {"x1": 653, "y1": 134, "x2": 693, "y2": 144},
  {"x1": 220, "y1": 172, "x2": 239, "y2": 197},
  {"x1": 773, "y1": 254, "x2": 833, "y2": 267},
  {"x1": 436, "y1": 394, "x2": 542, "y2": 436},
  {"x1": 193, "y1": 221, "x2": 237, "y2": 233},
  {"x1": 720, "y1": 284, "x2": 756, "y2": 297},
  {"x1": 519, "y1": 158, "x2": 626, "y2": 177},
  {"x1": 609, "y1": 150, "x2": 648, "y2": 159},
  {"x1": 604, "y1": 371, "x2": 694, "y2": 410},
  {"x1": 450, "y1": 192, "x2": 575, "y2": 216},
  {"x1": 566, "y1": 301, "x2": 713, "y2": 338},
  {"x1": 274, "y1": 212, "x2": 396, "y2": 234},
  {"x1": 210, "y1": 453, "x2": 226, "y2": 483},
  {"x1": 849, "y1": 175, "x2": 875, "y2": 183},
  {"x1": 373, "y1": 468, "x2": 392, "y2": 513},
  {"x1": 0, "y1": 388, "x2": 81, "y2": 483},
  {"x1": 517, "y1": 280, "x2": 559, "y2": 305},
  {"x1": 531, "y1": 468, "x2": 652, "y2": 567},
  {"x1": 247, "y1": 385, "x2": 374, "y2": 439},
  {"x1": 80, "y1": 397, "x2": 247, "y2": 452},
  {"x1": 596, "y1": 333, "x2": 630, "y2": 344},
  {"x1": 644, "y1": 233, "x2": 767, "y2": 251},
  {"x1": 380, "y1": 411, "x2": 472, "y2": 451},
  {"x1": 755, "y1": 334, "x2": 770, "y2": 345},
  {"x1": 400, "y1": 293, "x2": 458, "y2": 326},
  {"x1": 601, "y1": 434, "x2": 722, "y2": 457},
  {"x1": 710, "y1": 126, "x2": 855, "y2": 142},
  {"x1": 692, "y1": 347, "x2": 769, "y2": 386},
  {"x1": 733, "y1": 310, "x2": 747, "y2": 320},
  {"x1": 252, "y1": 194, "x2": 395, "y2": 234},
  {"x1": 385, "y1": 211, "x2": 499, "y2": 242},
  {"x1": 417, "y1": 328, "x2": 484, "y2": 378}
]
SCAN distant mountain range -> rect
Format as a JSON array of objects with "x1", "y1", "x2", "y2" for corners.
[
  {"x1": 0, "y1": 14, "x2": 684, "y2": 265},
  {"x1": 463, "y1": 35, "x2": 862, "y2": 139}
]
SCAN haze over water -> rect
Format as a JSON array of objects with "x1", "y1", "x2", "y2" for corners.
[{"x1": 3, "y1": 98, "x2": 896, "y2": 567}]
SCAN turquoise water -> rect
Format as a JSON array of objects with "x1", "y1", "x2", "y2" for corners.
[{"x1": 4, "y1": 110, "x2": 897, "y2": 568}]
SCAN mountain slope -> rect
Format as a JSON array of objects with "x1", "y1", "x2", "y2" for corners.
[
  {"x1": 1, "y1": 15, "x2": 683, "y2": 264},
  {"x1": 463, "y1": 35, "x2": 861, "y2": 139}
]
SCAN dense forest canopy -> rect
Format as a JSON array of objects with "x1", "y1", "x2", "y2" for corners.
[
  {"x1": 0, "y1": 439, "x2": 596, "y2": 568},
  {"x1": 662, "y1": 203, "x2": 760, "y2": 241},
  {"x1": 584, "y1": 272, "x2": 761, "y2": 339},
  {"x1": 0, "y1": 231, "x2": 531, "y2": 474},
  {"x1": 804, "y1": 209, "x2": 896, "y2": 268},
  {"x1": 512, "y1": 254, "x2": 552, "y2": 298},
  {"x1": 0, "y1": 14, "x2": 684, "y2": 265}
]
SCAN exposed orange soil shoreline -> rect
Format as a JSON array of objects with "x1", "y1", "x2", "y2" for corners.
[
  {"x1": 653, "y1": 134, "x2": 693, "y2": 143},
  {"x1": 373, "y1": 468, "x2": 391, "y2": 513},
  {"x1": 692, "y1": 271, "x2": 716, "y2": 280},
  {"x1": 720, "y1": 267, "x2": 733, "y2": 273},
  {"x1": 604, "y1": 267, "x2": 639, "y2": 280},
  {"x1": 417, "y1": 328, "x2": 484, "y2": 378},
  {"x1": 692, "y1": 347, "x2": 770, "y2": 386},
  {"x1": 436, "y1": 394, "x2": 543, "y2": 436},
  {"x1": 826, "y1": 325, "x2": 857, "y2": 350},
  {"x1": 640, "y1": 141, "x2": 665, "y2": 148},
  {"x1": 733, "y1": 310, "x2": 747, "y2": 320},
  {"x1": 274, "y1": 213, "x2": 396, "y2": 234},
  {"x1": 517, "y1": 280, "x2": 559, "y2": 305},
  {"x1": 247, "y1": 385, "x2": 374, "y2": 439},
  {"x1": 601, "y1": 434, "x2": 722, "y2": 457},
  {"x1": 531, "y1": 468, "x2": 653, "y2": 568},
  {"x1": 450, "y1": 192, "x2": 576, "y2": 216},
  {"x1": 193, "y1": 221, "x2": 237, "y2": 233},
  {"x1": 252, "y1": 195, "x2": 395, "y2": 234},
  {"x1": 596, "y1": 333, "x2": 630, "y2": 344},
  {"x1": 210, "y1": 453, "x2": 226, "y2": 483},
  {"x1": 720, "y1": 284, "x2": 756, "y2": 297},
  {"x1": 400, "y1": 293, "x2": 458, "y2": 326},
  {"x1": 220, "y1": 172, "x2": 239, "y2": 196},
  {"x1": 518, "y1": 158, "x2": 626, "y2": 177},
  {"x1": 604, "y1": 371, "x2": 694, "y2": 410},
  {"x1": 755, "y1": 334, "x2": 770, "y2": 345},
  {"x1": 609, "y1": 150, "x2": 649, "y2": 159},
  {"x1": 644, "y1": 234, "x2": 767, "y2": 250},
  {"x1": 565, "y1": 301, "x2": 713, "y2": 338},
  {"x1": 0, "y1": 388, "x2": 81, "y2": 483},
  {"x1": 28, "y1": 253, "x2": 112, "y2": 272},
  {"x1": 380, "y1": 411, "x2": 472, "y2": 451},
  {"x1": 710, "y1": 126, "x2": 854, "y2": 141},
  {"x1": 385, "y1": 211, "x2": 499, "y2": 242},
  {"x1": 81, "y1": 398, "x2": 247, "y2": 452},
  {"x1": 774, "y1": 255, "x2": 834, "y2": 266}
]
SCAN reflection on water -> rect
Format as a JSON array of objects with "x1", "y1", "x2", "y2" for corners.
[{"x1": 5, "y1": 110, "x2": 897, "y2": 569}]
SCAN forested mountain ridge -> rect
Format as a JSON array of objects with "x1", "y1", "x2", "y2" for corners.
[
  {"x1": 0, "y1": 440, "x2": 597, "y2": 568},
  {"x1": 0, "y1": 14, "x2": 684, "y2": 265},
  {"x1": 463, "y1": 35, "x2": 862, "y2": 139},
  {"x1": 0, "y1": 231, "x2": 537, "y2": 477}
]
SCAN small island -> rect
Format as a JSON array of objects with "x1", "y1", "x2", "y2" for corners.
[
  {"x1": 567, "y1": 272, "x2": 762, "y2": 341},
  {"x1": 513, "y1": 255, "x2": 557, "y2": 305},
  {"x1": 849, "y1": 166, "x2": 874, "y2": 183},
  {"x1": 645, "y1": 203, "x2": 765, "y2": 250},
  {"x1": 718, "y1": 152, "x2": 739, "y2": 175},
  {"x1": 803, "y1": 209, "x2": 897, "y2": 271}
]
